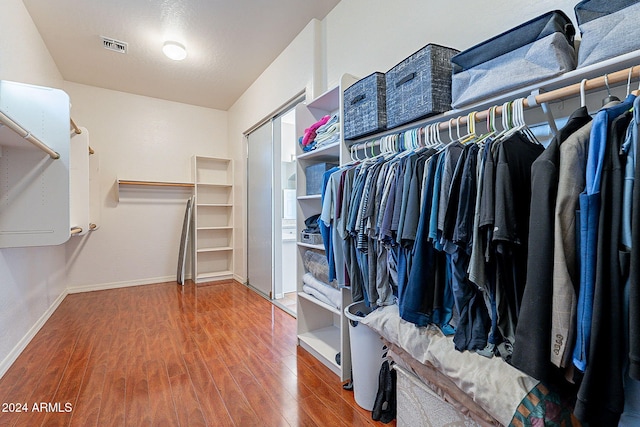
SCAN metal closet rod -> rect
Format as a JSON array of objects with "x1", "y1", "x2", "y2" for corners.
[
  {"x1": 70, "y1": 118, "x2": 82, "y2": 134},
  {"x1": 118, "y1": 179, "x2": 195, "y2": 188},
  {"x1": 439, "y1": 64, "x2": 640, "y2": 131},
  {"x1": 351, "y1": 64, "x2": 640, "y2": 151},
  {"x1": 0, "y1": 111, "x2": 60, "y2": 159},
  {"x1": 69, "y1": 118, "x2": 95, "y2": 155}
]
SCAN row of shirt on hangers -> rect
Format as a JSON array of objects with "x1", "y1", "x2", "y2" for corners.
[
  {"x1": 511, "y1": 93, "x2": 640, "y2": 427},
  {"x1": 318, "y1": 93, "x2": 640, "y2": 426}
]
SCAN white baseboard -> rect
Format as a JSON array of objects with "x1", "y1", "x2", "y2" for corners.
[
  {"x1": 0, "y1": 289, "x2": 68, "y2": 379},
  {"x1": 66, "y1": 275, "x2": 179, "y2": 294},
  {"x1": 0, "y1": 273, "x2": 204, "y2": 380},
  {"x1": 233, "y1": 274, "x2": 246, "y2": 284}
]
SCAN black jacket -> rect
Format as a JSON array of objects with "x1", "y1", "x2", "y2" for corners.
[
  {"x1": 511, "y1": 107, "x2": 592, "y2": 384},
  {"x1": 574, "y1": 111, "x2": 632, "y2": 426}
]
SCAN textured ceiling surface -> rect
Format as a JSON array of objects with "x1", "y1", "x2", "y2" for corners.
[{"x1": 23, "y1": 0, "x2": 340, "y2": 110}]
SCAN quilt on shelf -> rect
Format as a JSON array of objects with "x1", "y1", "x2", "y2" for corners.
[{"x1": 362, "y1": 304, "x2": 581, "y2": 427}]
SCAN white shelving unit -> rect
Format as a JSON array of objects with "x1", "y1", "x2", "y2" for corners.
[
  {"x1": 192, "y1": 156, "x2": 234, "y2": 283},
  {"x1": 295, "y1": 74, "x2": 358, "y2": 381},
  {"x1": 0, "y1": 80, "x2": 71, "y2": 248}
]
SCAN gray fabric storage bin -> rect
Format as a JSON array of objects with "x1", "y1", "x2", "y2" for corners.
[
  {"x1": 576, "y1": 0, "x2": 640, "y2": 68},
  {"x1": 451, "y1": 11, "x2": 576, "y2": 108},
  {"x1": 305, "y1": 162, "x2": 337, "y2": 195},
  {"x1": 300, "y1": 231, "x2": 323, "y2": 245},
  {"x1": 385, "y1": 44, "x2": 459, "y2": 129},
  {"x1": 343, "y1": 72, "x2": 387, "y2": 140}
]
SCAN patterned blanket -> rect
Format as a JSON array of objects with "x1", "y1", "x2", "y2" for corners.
[{"x1": 363, "y1": 305, "x2": 583, "y2": 426}]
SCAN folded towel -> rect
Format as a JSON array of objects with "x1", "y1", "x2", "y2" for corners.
[
  {"x1": 303, "y1": 285, "x2": 336, "y2": 308},
  {"x1": 302, "y1": 272, "x2": 341, "y2": 309},
  {"x1": 302, "y1": 115, "x2": 331, "y2": 147}
]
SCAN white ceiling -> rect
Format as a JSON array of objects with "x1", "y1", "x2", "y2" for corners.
[{"x1": 22, "y1": 0, "x2": 341, "y2": 110}]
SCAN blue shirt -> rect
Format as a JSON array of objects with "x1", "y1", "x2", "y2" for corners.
[{"x1": 574, "y1": 94, "x2": 636, "y2": 372}]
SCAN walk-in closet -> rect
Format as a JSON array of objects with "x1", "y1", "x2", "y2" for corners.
[{"x1": 2, "y1": 0, "x2": 640, "y2": 426}]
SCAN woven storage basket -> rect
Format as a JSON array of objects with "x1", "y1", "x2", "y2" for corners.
[
  {"x1": 343, "y1": 72, "x2": 387, "y2": 140},
  {"x1": 300, "y1": 231, "x2": 323, "y2": 245},
  {"x1": 385, "y1": 44, "x2": 459, "y2": 129}
]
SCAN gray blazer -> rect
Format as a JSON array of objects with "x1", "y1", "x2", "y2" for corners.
[{"x1": 551, "y1": 121, "x2": 593, "y2": 368}]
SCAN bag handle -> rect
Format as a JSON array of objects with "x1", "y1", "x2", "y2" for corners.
[
  {"x1": 396, "y1": 72, "x2": 416, "y2": 88},
  {"x1": 351, "y1": 94, "x2": 366, "y2": 105}
]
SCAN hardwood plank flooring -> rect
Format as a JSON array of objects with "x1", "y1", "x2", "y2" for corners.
[{"x1": 0, "y1": 280, "x2": 394, "y2": 427}]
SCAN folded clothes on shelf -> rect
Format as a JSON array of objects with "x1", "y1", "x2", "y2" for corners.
[{"x1": 300, "y1": 114, "x2": 341, "y2": 152}]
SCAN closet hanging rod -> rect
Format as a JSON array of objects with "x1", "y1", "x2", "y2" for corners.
[
  {"x1": 70, "y1": 227, "x2": 82, "y2": 235},
  {"x1": 117, "y1": 179, "x2": 195, "y2": 188},
  {"x1": 350, "y1": 63, "x2": 640, "y2": 151},
  {"x1": 437, "y1": 64, "x2": 640, "y2": 131},
  {"x1": 70, "y1": 118, "x2": 82, "y2": 134},
  {"x1": 0, "y1": 111, "x2": 60, "y2": 159}
]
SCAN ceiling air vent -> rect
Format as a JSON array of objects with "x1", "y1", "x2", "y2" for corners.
[{"x1": 101, "y1": 36, "x2": 128, "y2": 54}]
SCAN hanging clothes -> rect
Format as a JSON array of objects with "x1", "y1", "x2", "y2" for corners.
[
  {"x1": 574, "y1": 95, "x2": 636, "y2": 373},
  {"x1": 320, "y1": 168, "x2": 345, "y2": 285},
  {"x1": 327, "y1": 76, "x2": 640, "y2": 426},
  {"x1": 550, "y1": 120, "x2": 594, "y2": 374},
  {"x1": 492, "y1": 131, "x2": 545, "y2": 354},
  {"x1": 449, "y1": 143, "x2": 491, "y2": 352},
  {"x1": 412, "y1": 146, "x2": 456, "y2": 332},
  {"x1": 477, "y1": 138, "x2": 502, "y2": 348},
  {"x1": 318, "y1": 165, "x2": 341, "y2": 283},
  {"x1": 629, "y1": 95, "x2": 640, "y2": 383},
  {"x1": 621, "y1": 97, "x2": 640, "y2": 426},
  {"x1": 400, "y1": 152, "x2": 443, "y2": 326},
  {"x1": 511, "y1": 106, "x2": 592, "y2": 383},
  {"x1": 574, "y1": 107, "x2": 633, "y2": 426}
]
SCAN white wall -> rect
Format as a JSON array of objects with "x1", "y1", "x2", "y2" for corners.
[
  {"x1": 228, "y1": 19, "x2": 323, "y2": 282},
  {"x1": 63, "y1": 82, "x2": 228, "y2": 291},
  {"x1": 323, "y1": 0, "x2": 579, "y2": 89},
  {"x1": 0, "y1": 0, "x2": 67, "y2": 377},
  {"x1": 0, "y1": 0, "x2": 63, "y2": 88}
]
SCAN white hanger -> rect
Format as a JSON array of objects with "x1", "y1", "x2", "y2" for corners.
[
  {"x1": 434, "y1": 123, "x2": 444, "y2": 148},
  {"x1": 428, "y1": 123, "x2": 437, "y2": 148},
  {"x1": 515, "y1": 97, "x2": 540, "y2": 144},
  {"x1": 580, "y1": 78, "x2": 588, "y2": 108},
  {"x1": 501, "y1": 101, "x2": 511, "y2": 132},
  {"x1": 467, "y1": 112, "x2": 477, "y2": 138},
  {"x1": 603, "y1": 73, "x2": 620, "y2": 104},
  {"x1": 448, "y1": 118, "x2": 455, "y2": 143},
  {"x1": 425, "y1": 124, "x2": 434, "y2": 148}
]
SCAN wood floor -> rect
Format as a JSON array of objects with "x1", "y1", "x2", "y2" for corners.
[{"x1": 0, "y1": 280, "x2": 394, "y2": 427}]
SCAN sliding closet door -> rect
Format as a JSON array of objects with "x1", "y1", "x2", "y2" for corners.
[{"x1": 247, "y1": 121, "x2": 274, "y2": 297}]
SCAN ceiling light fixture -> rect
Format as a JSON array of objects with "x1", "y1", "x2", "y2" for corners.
[{"x1": 162, "y1": 41, "x2": 187, "y2": 61}]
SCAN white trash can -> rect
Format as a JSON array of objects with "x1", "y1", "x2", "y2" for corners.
[{"x1": 345, "y1": 301, "x2": 387, "y2": 411}]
